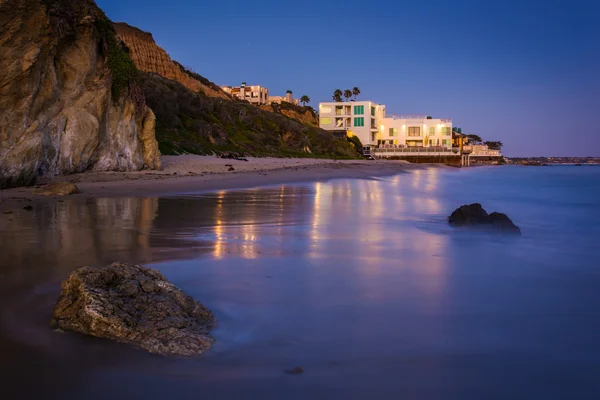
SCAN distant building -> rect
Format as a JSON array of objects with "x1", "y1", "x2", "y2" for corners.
[
  {"x1": 268, "y1": 90, "x2": 299, "y2": 106},
  {"x1": 222, "y1": 82, "x2": 269, "y2": 105},
  {"x1": 222, "y1": 84, "x2": 300, "y2": 106}
]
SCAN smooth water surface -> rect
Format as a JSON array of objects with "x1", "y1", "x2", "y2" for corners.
[{"x1": 1, "y1": 166, "x2": 599, "y2": 399}]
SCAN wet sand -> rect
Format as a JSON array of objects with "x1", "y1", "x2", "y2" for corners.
[{"x1": 0, "y1": 156, "x2": 434, "y2": 210}]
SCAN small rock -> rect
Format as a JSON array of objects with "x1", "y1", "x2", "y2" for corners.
[
  {"x1": 228, "y1": 167, "x2": 235, "y2": 171},
  {"x1": 23, "y1": 205, "x2": 33, "y2": 211},
  {"x1": 448, "y1": 203, "x2": 521, "y2": 235},
  {"x1": 284, "y1": 367, "x2": 304, "y2": 375},
  {"x1": 33, "y1": 182, "x2": 78, "y2": 196},
  {"x1": 2, "y1": 211, "x2": 13, "y2": 215}
]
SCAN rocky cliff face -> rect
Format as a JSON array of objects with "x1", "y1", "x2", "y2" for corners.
[
  {"x1": 258, "y1": 103, "x2": 319, "y2": 126},
  {"x1": 0, "y1": 0, "x2": 161, "y2": 189},
  {"x1": 113, "y1": 22, "x2": 230, "y2": 100}
]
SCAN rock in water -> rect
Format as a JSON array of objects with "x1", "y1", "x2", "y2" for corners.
[
  {"x1": 33, "y1": 182, "x2": 79, "y2": 196},
  {"x1": 51, "y1": 263, "x2": 215, "y2": 356},
  {"x1": 448, "y1": 203, "x2": 521, "y2": 235}
]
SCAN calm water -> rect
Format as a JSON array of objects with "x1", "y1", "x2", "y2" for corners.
[{"x1": 1, "y1": 166, "x2": 599, "y2": 399}]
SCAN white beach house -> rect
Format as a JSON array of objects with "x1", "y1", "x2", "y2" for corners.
[
  {"x1": 318, "y1": 101, "x2": 386, "y2": 146},
  {"x1": 319, "y1": 101, "x2": 452, "y2": 150},
  {"x1": 379, "y1": 115, "x2": 453, "y2": 149}
]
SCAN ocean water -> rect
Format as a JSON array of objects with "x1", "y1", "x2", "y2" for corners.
[{"x1": 0, "y1": 165, "x2": 599, "y2": 399}]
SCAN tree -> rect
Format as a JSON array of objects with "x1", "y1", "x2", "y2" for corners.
[
  {"x1": 466, "y1": 134, "x2": 483, "y2": 144},
  {"x1": 343, "y1": 89, "x2": 352, "y2": 102},
  {"x1": 352, "y1": 87, "x2": 361, "y2": 100},
  {"x1": 300, "y1": 95, "x2": 310, "y2": 106},
  {"x1": 484, "y1": 141, "x2": 503, "y2": 150},
  {"x1": 333, "y1": 89, "x2": 343, "y2": 102}
]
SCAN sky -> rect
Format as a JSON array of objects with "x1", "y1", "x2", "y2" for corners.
[{"x1": 97, "y1": 0, "x2": 600, "y2": 157}]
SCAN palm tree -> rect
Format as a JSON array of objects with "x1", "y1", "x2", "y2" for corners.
[
  {"x1": 343, "y1": 89, "x2": 352, "y2": 102},
  {"x1": 352, "y1": 87, "x2": 361, "y2": 100},
  {"x1": 332, "y1": 89, "x2": 343, "y2": 102},
  {"x1": 300, "y1": 95, "x2": 310, "y2": 106}
]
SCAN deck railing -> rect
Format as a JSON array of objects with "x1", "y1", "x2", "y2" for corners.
[{"x1": 372, "y1": 147, "x2": 457, "y2": 157}]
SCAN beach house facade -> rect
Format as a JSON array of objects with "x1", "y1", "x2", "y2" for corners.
[
  {"x1": 318, "y1": 101, "x2": 386, "y2": 146},
  {"x1": 379, "y1": 115, "x2": 453, "y2": 149}
]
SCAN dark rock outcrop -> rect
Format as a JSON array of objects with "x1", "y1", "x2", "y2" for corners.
[
  {"x1": 0, "y1": 0, "x2": 160, "y2": 189},
  {"x1": 33, "y1": 182, "x2": 79, "y2": 196},
  {"x1": 448, "y1": 203, "x2": 521, "y2": 234},
  {"x1": 51, "y1": 263, "x2": 215, "y2": 356}
]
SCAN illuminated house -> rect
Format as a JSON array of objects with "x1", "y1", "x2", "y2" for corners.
[
  {"x1": 318, "y1": 101, "x2": 386, "y2": 146},
  {"x1": 379, "y1": 115, "x2": 453, "y2": 148}
]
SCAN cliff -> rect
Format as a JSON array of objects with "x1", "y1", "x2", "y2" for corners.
[
  {"x1": 0, "y1": 0, "x2": 161, "y2": 189},
  {"x1": 113, "y1": 22, "x2": 230, "y2": 100},
  {"x1": 259, "y1": 103, "x2": 319, "y2": 126}
]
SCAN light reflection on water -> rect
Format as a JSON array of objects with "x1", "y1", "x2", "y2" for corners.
[{"x1": 1, "y1": 166, "x2": 600, "y2": 399}]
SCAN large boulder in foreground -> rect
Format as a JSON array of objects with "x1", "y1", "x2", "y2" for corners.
[
  {"x1": 51, "y1": 263, "x2": 215, "y2": 356},
  {"x1": 449, "y1": 203, "x2": 521, "y2": 235}
]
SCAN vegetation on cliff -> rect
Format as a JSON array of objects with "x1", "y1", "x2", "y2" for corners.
[
  {"x1": 140, "y1": 73, "x2": 358, "y2": 158},
  {"x1": 43, "y1": 0, "x2": 141, "y2": 103}
]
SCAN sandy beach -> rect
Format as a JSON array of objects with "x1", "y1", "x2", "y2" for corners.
[{"x1": 0, "y1": 155, "x2": 435, "y2": 210}]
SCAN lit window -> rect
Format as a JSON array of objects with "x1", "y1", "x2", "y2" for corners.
[
  {"x1": 429, "y1": 127, "x2": 435, "y2": 136},
  {"x1": 321, "y1": 117, "x2": 332, "y2": 125},
  {"x1": 389, "y1": 128, "x2": 398, "y2": 137},
  {"x1": 408, "y1": 127, "x2": 421, "y2": 137},
  {"x1": 321, "y1": 106, "x2": 332, "y2": 114},
  {"x1": 442, "y1": 127, "x2": 452, "y2": 136}
]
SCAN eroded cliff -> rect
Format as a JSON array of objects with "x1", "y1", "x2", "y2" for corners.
[
  {"x1": 0, "y1": 0, "x2": 161, "y2": 189},
  {"x1": 113, "y1": 22, "x2": 230, "y2": 100}
]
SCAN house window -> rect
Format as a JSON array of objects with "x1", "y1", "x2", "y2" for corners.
[
  {"x1": 442, "y1": 127, "x2": 452, "y2": 136},
  {"x1": 389, "y1": 128, "x2": 398, "y2": 137},
  {"x1": 354, "y1": 117, "x2": 364, "y2": 127},
  {"x1": 336, "y1": 106, "x2": 343, "y2": 115},
  {"x1": 442, "y1": 139, "x2": 451, "y2": 146},
  {"x1": 371, "y1": 119, "x2": 376, "y2": 128},
  {"x1": 371, "y1": 107, "x2": 375, "y2": 116},
  {"x1": 321, "y1": 106, "x2": 332, "y2": 114},
  {"x1": 321, "y1": 117, "x2": 332, "y2": 125},
  {"x1": 408, "y1": 127, "x2": 421, "y2": 137},
  {"x1": 354, "y1": 105, "x2": 364, "y2": 115},
  {"x1": 429, "y1": 127, "x2": 435, "y2": 136}
]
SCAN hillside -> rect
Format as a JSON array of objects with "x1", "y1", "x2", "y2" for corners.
[
  {"x1": 141, "y1": 72, "x2": 357, "y2": 157},
  {"x1": 114, "y1": 21, "x2": 356, "y2": 157}
]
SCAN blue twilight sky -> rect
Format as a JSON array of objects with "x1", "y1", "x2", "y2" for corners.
[{"x1": 97, "y1": 0, "x2": 600, "y2": 157}]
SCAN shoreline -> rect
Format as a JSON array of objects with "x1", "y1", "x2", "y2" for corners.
[{"x1": 0, "y1": 156, "x2": 444, "y2": 211}]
